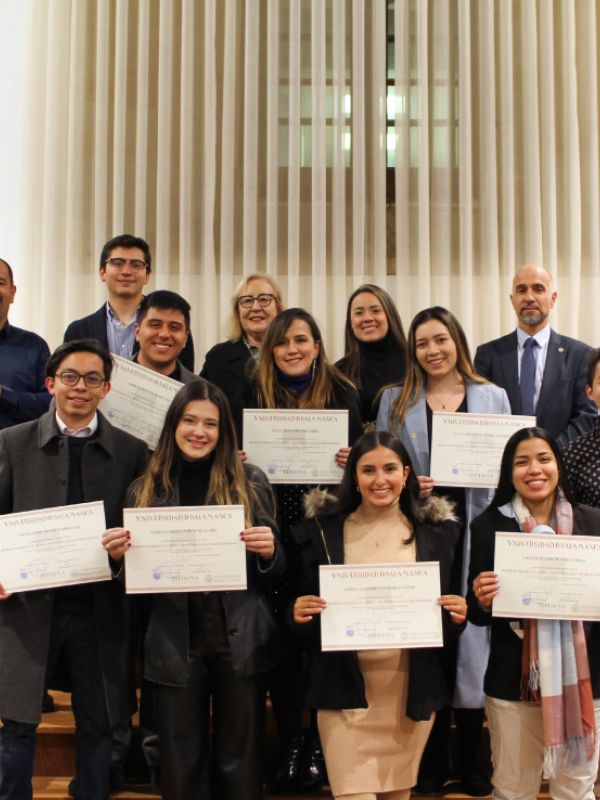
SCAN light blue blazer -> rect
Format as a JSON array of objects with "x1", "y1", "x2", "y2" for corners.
[{"x1": 376, "y1": 380, "x2": 511, "y2": 707}]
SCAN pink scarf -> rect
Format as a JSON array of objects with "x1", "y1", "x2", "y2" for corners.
[{"x1": 513, "y1": 490, "x2": 595, "y2": 778}]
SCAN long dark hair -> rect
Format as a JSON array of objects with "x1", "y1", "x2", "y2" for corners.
[
  {"x1": 491, "y1": 426, "x2": 574, "y2": 508},
  {"x1": 324, "y1": 431, "x2": 422, "y2": 541},
  {"x1": 133, "y1": 379, "x2": 267, "y2": 525},
  {"x1": 342, "y1": 284, "x2": 407, "y2": 386}
]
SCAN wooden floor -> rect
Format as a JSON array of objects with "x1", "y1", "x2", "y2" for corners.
[{"x1": 30, "y1": 692, "x2": 551, "y2": 799}]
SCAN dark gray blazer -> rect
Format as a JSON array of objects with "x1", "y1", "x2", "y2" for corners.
[
  {"x1": 0, "y1": 410, "x2": 147, "y2": 724},
  {"x1": 474, "y1": 329, "x2": 596, "y2": 448}
]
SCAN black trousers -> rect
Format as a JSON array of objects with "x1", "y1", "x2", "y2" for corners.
[{"x1": 153, "y1": 595, "x2": 264, "y2": 800}]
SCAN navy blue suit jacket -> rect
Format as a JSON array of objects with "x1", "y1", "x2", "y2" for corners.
[
  {"x1": 64, "y1": 304, "x2": 195, "y2": 372},
  {"x1": 474, "y1": 329, "x2": 596, "y2": 448}
]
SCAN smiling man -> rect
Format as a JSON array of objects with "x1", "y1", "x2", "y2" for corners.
[
  {"x1": 64, "y1": 234, "x2": 195, "y2": 371},
  {"x1": 475, "y1": 264, "x2": 596, "y2": 448},
  {"x1": 0, "y1": 339, "x2": 147, "y2": 800},
  {"x1": 134, "y1": 290, "x2": 197, "y2": 383}
]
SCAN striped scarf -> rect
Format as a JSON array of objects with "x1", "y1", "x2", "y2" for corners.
[{"x1": 512, "y1": 490, "x2": 595, "y2": 778}]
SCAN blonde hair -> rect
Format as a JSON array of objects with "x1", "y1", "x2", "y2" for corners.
[
  {"x1": 388, "y1": 306, "x2": 486, "y2": 430},
  {"x1": 227, "y1": 273, "x2": 285, "y2": 342}
]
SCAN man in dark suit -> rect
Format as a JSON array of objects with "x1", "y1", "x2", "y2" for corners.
[
  {"x1": 475, "y1": 264, "x2": 596, "y2": 448},
  {"x1": 64, "y1": 234, "x2": 195, "y2": 371},
  {"x1": 0, "y1": 340, "x2": 147, "y2": 800}
]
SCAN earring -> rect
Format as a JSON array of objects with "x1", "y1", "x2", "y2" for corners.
[
  {"x1": 311, "y1": 357, "x2": 317, "y2": 378},
  {"x1": 356, "y1": 485, "x2": 361, "y2": 493}
]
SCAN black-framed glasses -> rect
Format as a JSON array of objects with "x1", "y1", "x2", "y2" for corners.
[
  {"x1": 104, "y1": 257, "x2": 148, "y2": 271},
  {"x1": 238, "y1": 293, "x2": 276, "y2": 309},
  {"x1": 55, "y1": 371, "x2": 106, "y2": 388}
]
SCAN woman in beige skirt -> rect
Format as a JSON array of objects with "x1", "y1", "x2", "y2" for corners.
[{"x1": 292, "y1": 431, "x2": 467, "y2": 800}]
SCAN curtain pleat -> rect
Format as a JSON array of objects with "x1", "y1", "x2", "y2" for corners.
[{"x1": 3, "y1": 0, "x2": 600, "y2": 357}]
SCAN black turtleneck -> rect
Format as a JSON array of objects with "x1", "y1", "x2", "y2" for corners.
[
  {"x1": 178, "y1": 452, "x2": 215, "y2": 506},
  {"x1": 338, "y1": 332, "x2": 405, "y2": 424}
]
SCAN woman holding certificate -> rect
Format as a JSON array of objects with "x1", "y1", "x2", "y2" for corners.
[
  {"x1": 335, "y1": 284, "x2": 407, "y2": 429},
  {"x1": 291, "y1": 430, "x2": 466, "y2": 800},
  {"x1": 468, "y1": 427, "x2": 600, "y2": 799},
  {"x1": 376, "y1": 306, "x2": 510, "y2": 795},
  {"x1": 117, "y1": 379, "x2": 283, "y2": 800},
  {"x1": 235, "y1": 307, "x2": 362, "y2": 792}
]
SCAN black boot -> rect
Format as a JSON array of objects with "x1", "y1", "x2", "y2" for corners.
[
  {"x1": 293, "y1": 737, "x2": 327, "y2": 794},
  {"x1": 269, "y1": 736, "x2": 304, "y2": 793}
]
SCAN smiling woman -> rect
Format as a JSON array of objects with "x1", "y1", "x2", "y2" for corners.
[
  {"x1": 232, "y1": 307, "x2": 363, "y2": 793},
  {"x1": 376, "y1": 307, "x2": 510, "y2": 794},
  {"x1": 126, "y1": 379, "x2": 283, "y2": 800},
  {"x1": 468, "y1": 427, "x2": 600, "y2": 798},
  {"x1": 290, "y1": 430, "x2": 465, "y2": 800}
]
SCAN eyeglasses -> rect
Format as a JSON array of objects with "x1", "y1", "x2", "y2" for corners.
[
  {"x1": 104, "y1": 258, "x2": 148, "y2": 271},
  {"x1": 55, "y1": 371, "x2": 106, "y2": 388},
  {"x1": 238, "y1": 293, "x2": 276, "y2": 309}
]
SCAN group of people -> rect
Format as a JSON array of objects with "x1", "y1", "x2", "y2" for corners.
[{"x1": 1, "y1": 234, "x2": 600, "y2": 800}]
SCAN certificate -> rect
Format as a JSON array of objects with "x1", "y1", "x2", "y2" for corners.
[
  {"x1": 319, "y1": 562, "x2": 443, "y2": 651},
  {"x1": 99, "y1": 355, "x2": 183, "y2": 450},
  {"x1": 0, "y1": 501, "x2": 110, "y2": 592},
  {"x1": 243, "y1": 409, "x2": 348, "y2": 484},
  {"x1": 493, "y1": 532, "x2": 600, "y2": 621},
  {"x1": 430, "y1": 412, "x2": 536, "y2": 488},
  {"x1": 123, "y1": 505, "x2": 247, "y2": 593}
]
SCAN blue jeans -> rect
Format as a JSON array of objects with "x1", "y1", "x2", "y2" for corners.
[{"x1": 0, "y1": 610, "x2": 112, "y2": 800}]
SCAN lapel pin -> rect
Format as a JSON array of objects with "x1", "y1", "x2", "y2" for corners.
[
  {"x1": 558, "y1": 347, "x2": 565, "y2": 353},
  {"x1": 410, "y1": 433, "x2": 417, "y2": 439}
]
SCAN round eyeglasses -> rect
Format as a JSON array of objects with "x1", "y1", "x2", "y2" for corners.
[{"x1": 238, "y1": 293, "x2": 276, "y2": 309}]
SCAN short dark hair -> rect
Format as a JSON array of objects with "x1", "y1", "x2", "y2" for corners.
[
  {"x1": 0, "y1": 258, "x2": 14, "y2": 285},
  {"x1": 491, "y1": 426, "x2": 574, "y2": 508},
  {"x1": 138, "y1": 290, "x2": 191, "y2": 330},
  {"x1": 46, "y1": 339, "x2": 114, "y2": 382},
  {"x1": 586, "y1": 348, "x2": 600, "y2": 388},
  {"x1": 99, "y1": 234, "x2": 152, "y2": 273}
]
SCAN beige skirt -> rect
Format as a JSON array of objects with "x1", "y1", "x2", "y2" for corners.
[{"x1": 318, "y1": 649, "x2": 434, "y2": 796}]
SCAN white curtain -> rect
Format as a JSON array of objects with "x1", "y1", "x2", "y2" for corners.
[{"x1": 1, "y1": 0, "x2": 600, "y2": 363}]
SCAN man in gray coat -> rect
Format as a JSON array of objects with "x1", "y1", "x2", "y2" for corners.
[{"x1": 0, "y1": 339, "x2": 147, "y2": 800}]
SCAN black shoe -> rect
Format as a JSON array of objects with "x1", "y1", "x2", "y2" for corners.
[
  {"x1": 67, "y1": 777, "x2": 76, "y2": 798},
  {"x1": 293, "y1": 741, "x2": 327, "y2": 794},
  {"x1": 414, "y1": 774, "x2": 448, "y2": 794},
  {"x1": 42, "y1": 691, "x2": 55, "y2": 713},
  {"x1": 269, "y1": 736, "x2": 304, "y2": 793},
  {"x1": 462, "y1": 771, "x2": 492, "y2": 797}
]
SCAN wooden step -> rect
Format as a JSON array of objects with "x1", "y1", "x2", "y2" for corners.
[{"x1": 32, "y1": 777, "x2": 160, "y2": 799}]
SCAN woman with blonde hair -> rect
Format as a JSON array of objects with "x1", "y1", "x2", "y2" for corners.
[
  {"x1": 200, "y1": 273, "x2": 284, "y2": 404},
  {"x1": 235, "y1": 307, "x2": 363, "y2": 793},
  {"x1": 117, "y1": 379, "x2": 284, "y2": 800},
  {"x1": 377, "y1": 306, "x2": 510, "y2": 795}
]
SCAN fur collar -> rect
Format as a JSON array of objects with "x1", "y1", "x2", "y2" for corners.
[{"x1": 302, "y1": 487, "x2": 457, "y2": 524}]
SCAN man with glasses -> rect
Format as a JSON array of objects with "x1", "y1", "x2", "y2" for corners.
[
  {"x1": 64, "y1": 234, "x2": 195, "y2": 371},
  {"x1": 200, "y1": 273, "x2": 283, "y2": 405},
  {"x1": 0, "y1": 339, "x2": 147, "y2": 800},
  {"x1": 0, "y1": 258, "x2": 51, "y2": 429}
]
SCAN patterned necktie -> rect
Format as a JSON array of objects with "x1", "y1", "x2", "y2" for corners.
[{"x1": 520, "y1": 337, "x2": 537, "y2": 416}]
